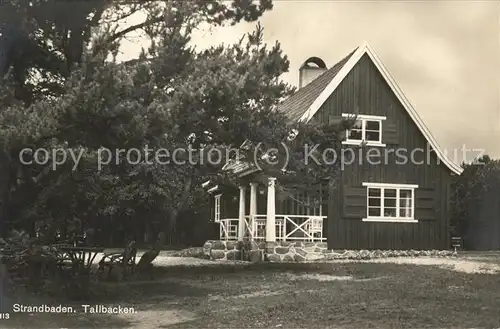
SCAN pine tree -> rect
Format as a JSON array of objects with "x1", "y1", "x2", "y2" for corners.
[{"x1": 0, "y1": 0, "x2": 353, "y2": 243}]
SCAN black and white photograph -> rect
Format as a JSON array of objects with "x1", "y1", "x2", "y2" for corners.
[{"x1": 0, "y1": 0, "x2": 499, "y2": 328}]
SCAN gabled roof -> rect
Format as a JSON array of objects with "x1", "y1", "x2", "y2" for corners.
[
  {"x1": 276, "y1": 48, "x2": 358, "y2": 122},
  {"x1": 278, "y1": 41, "x2": 463, "y2": 175},
  {"x1": 221, "y1": 158, "x2": 255, "y2": 175}
]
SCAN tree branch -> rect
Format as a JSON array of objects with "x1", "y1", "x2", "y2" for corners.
[{"x1": 93, "y1": 15, "x2": 163, "y2": 56}]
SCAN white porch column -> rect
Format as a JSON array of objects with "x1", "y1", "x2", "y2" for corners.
[
  {"x1": 249, "y1": 182, "x2": 258, "y2": 218},
  {"x1": 237, "y1": 186, "x2": 246, "y2": 241},
  {"x1": 266, "y1": 177, "x2": 276, "y2": 242},
  {"x1": 249, "y1": 182, "x2": 258, "y2": 239}
]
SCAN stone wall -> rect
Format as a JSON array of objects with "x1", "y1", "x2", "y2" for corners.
[
  {"x1": 266, "y1": 241, "x2": 328, "y2": 262},
  {"x1": 322, "y1": 249, "x2": 455, "y2": 260},
  {"x1": 203, "y1": 240, "x2": 329, "y2": 262},
  {"x1": 203, "y1": 240, "x2": 266, "y2": 262},
  {"x1": 203, "y1": 240, "x2": 456, "y2": 263},
  {"x1": 203, "y1": 240, "x2": 242, "y2": 261}
]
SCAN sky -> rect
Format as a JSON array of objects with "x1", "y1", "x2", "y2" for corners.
[{"x1": 117, "y1": 1, "x2": 500, "y2": 163}]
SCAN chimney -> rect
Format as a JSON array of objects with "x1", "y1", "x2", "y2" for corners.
[{"x1": 299, "y1": 57, "x2": 327, "y2": 88}]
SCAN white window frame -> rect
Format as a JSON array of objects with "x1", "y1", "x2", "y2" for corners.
[
  {"x1": 341, "y1": 113, "x2": 386, "y2": 147},
  {"x1": 214, "y1": 194, "x2": 221, "y2": 222},
  {"x1": 361, "y1": 182, "x2": 418, "y2": 223}
]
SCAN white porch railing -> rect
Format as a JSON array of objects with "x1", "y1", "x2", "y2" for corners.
[
  {"x1": 278, "y1": 215, "x2": 325, "y2": 241},
  {"x1": 219, "y1": 218, "x2": 239, "y2": 241},
  {"x1": 244, "y1": 215, "x2": 267, "y2": 240},
  {"x1": 219, "y1": 215, "x2": 326, "y2": 242},
  {"x1": 218, "y1": 215, "x2": 326, "y2": 242}
]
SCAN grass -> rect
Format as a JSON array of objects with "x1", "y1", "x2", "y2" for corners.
[{"x1": 2, "y1": 261, "x2": 500, "y2": 328}]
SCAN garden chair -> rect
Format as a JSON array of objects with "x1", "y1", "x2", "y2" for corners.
[
  {"x1": 98, "y1": 241, "x2": 136, "y2": 279},
  {"x1": 306, "y1": 217, "x2": 323, "y2": 241}
]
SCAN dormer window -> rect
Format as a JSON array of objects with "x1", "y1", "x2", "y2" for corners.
[{"x1": 341, "y1": 114, "x2": 386, "y2": 147}]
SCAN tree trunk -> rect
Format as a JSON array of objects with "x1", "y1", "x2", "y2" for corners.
[
  {"x1": 0, "y1": 155, "x2": 14, "y2": 238},
  {"x1": 161, "y1": 210, "x2": 178, "y2": 245},
  {"x1": 0, "y1": 263, "x2": 11, "y2": 313},
  {"x1": 161, "y1": 174, "x2": 195, "y2": 245}
]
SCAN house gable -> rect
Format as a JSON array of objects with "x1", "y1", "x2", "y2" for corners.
[
  {"x1": 310, "y1": 53, "x2": 446, "y2": 172},
  {"x1": 311, "y1": 51, "x2": 453, "y2": 250},
  {"x1": 299, "y1": 42, "x2": 462, "y2": 176}
]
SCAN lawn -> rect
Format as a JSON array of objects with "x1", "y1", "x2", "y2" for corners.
[{"x1": 3, "y1": 261, "x2": 500, "y2": 328}]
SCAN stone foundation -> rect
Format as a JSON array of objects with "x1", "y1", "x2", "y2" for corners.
[
  {"x1": 322, "y1": 249, "x2": 455, "y2": 260},
  {"x1": 203, "y1": 240, "x2": 242, "y2": 261},
  {"x1": 203, "y1": 240, "x2": 266, "y2": 262},
  {"x1": 265, "y1": 241, "x2": 328, "y2": 262},
  {"x1": 203, "y1": 240, "x2": 329, "y2": 262},
  {"x1": 203, "y1": 240, "x2": 456, "y2": 262}
]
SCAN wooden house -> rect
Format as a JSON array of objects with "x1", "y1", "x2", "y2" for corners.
[{"x1": 204, "y1": 41, "x2": 463, "y2": 251}]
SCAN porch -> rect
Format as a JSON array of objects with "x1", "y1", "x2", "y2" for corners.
[
  {"x1": 219, "y1": 215, "x2": 325, "y2": 242},
  {"x1": 215, "y1": 177, "x2": 326, "y2": 243}
]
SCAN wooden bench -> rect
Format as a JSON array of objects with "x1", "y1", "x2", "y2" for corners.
[{"x1": 98, "y1": 241, "x2": 136, "y2": 278}]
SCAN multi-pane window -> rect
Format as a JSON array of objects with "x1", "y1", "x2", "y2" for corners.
[
  {"x1": 362, "y1": 183, "x2": 418, "y2": 222},
  {"x1": 342, "y1": 114, "x2": 386, "y2": 146},
  {"x1": 214, "y1": 194, "x2": 221, "y2": 222}
]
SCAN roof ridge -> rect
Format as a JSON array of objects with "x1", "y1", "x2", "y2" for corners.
[{"x1": 298, "y1": 41, "x2": 463, "y2": 175}]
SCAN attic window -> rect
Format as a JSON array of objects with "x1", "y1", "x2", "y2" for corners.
[{"x1": 341, "y1": 114, "x2": 386, "y2": 147}]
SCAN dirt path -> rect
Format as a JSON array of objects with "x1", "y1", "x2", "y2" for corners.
[
  {"x1": 117, "y1": 309, "x2": 197, "y2": 328},
  {"x1": 106, "y1": 251, "x2": 500, "y2": 274},
  {"x1": 133, "y1": 251, "x2": 500, "y2": 274},
  {"x1": 111, "y1": 255, "x2": 500, "y2": 328},
  {"x1": 94, "y1": 252, "x2": 244, "y2": 267},
  {"x1": 325, "y1": 256, "x2": 500, "y2": 274},
  {"x1": 6, "y1": 253, "x2": 499, "y2": 329},
  {"x1": 83, "y1": 252, "x2": 500, "y2": 328}
]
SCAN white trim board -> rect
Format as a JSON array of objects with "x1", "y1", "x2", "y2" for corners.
[
  {"x1": 362, "y1": 218, "x2": 418, "y2": 223},
  {"x1": 362, "y1": 182, "x2": 418, "y2": 189},
  {"x1": 207, "y1": 185, "x2": 219, "y2": 193},
  {"x1": 341, "y1": 113, "x2": 387, "y2": 121},
  {"x1": 342, "y1": 141, "x2": 386, "y2": 147},
  {"x1": 298, "y1": 41, "x2": 463, "y2": 175}
]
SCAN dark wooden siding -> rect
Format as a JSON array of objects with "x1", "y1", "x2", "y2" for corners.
[
  {"x1": 313, "y1": 54, "x2": 453, "y2": 250},
  {"x1": 464, "y1": 185, "x2": 500, "y2": 250},
  {"x1": 217, "y1": 187, "x2": 239, "y2": 220}
]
